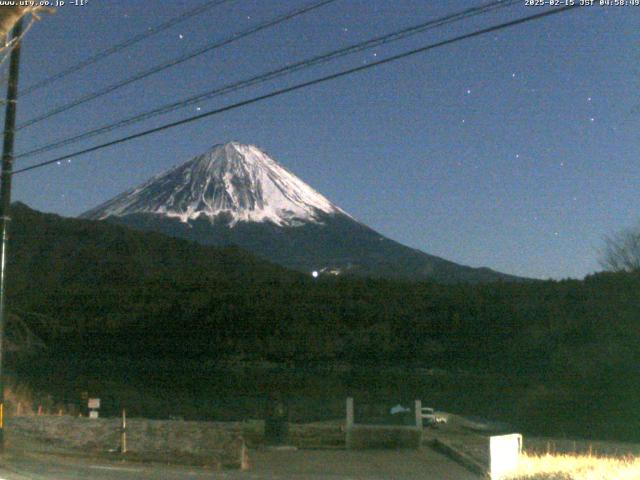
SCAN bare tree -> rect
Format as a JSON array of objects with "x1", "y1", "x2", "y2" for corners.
[{"x1": 600, "y1": 222, "x2": 640, "y2": 272}]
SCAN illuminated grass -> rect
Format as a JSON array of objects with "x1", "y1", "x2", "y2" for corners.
[{"x1": 507, "y1": 452, "x2": 640, "y2": 480}]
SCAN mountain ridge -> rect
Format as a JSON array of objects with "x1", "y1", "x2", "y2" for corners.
[{"x1": 82, "y1": 142, "x2": 523, "y2": 283}]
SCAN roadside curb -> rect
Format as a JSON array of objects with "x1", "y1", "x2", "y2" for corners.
[{"x1": 431, "y1": 438, "x2": 488, "y2": 478}]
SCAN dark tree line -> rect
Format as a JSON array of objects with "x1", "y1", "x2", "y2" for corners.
[{"x1": 6, "y1": 204, "x2": 640, "y2": 441}]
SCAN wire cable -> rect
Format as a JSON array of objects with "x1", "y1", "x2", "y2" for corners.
[
  {"x1": 19, "y1": 0, "x2": 234, "y2": 97},
  {"x1": 13, "y1": 5, "x2": 579, "y2": 176},
  {"x1": 16, "y1": 0, "x2": 339, "y2": 130},
  {"x1": 15, "y1": 0, "x2": 519, "y2": 160}
]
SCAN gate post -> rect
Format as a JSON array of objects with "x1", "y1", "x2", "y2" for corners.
[{"x1": 414, "y1": 400, "x2": 422, "y2": 429}]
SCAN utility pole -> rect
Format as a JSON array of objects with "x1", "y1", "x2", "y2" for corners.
[{"x1": 0, "y1": 17, "x2": 24, "y2": 452}]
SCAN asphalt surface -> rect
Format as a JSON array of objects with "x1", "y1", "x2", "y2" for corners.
[{"x1": 0, "y1": 447, "x2": 481, "y2": 479}]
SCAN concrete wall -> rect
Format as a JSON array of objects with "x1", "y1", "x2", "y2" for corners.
[
  {"x1": 9, "y1": 416, "x2": 247, "y2": 469},
  {"x1": 346, "y1": 425, "x2": 422, "y2": 449}
]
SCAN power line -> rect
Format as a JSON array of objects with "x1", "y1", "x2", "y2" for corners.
[
  {"x1": 16, "y1": 0, "x2": 519, "y2": 160},
  {"x1": 13, "y1": 5, "x2": 579, "y2": 176},
  {"x1": 19, "y1": 0, "x2": 234, "y2": 97},
  {"x1": 16, "y1": 0, "x2": 339, "y2": 130}
]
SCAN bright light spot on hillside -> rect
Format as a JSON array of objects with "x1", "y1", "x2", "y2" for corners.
[{"x1": 312, "y1": 271, "x2": 319, "y2": 278}]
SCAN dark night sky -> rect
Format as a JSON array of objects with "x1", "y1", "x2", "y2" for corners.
[{"x1": 6, "y1": 0, "x2": 639, "y2": 280}]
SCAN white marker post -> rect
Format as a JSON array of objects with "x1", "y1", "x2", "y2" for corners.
[
  {"x1": 120, "y1": 409, "x2": 127, "y2": 454},
  {"x1": 345, "y1": 397, "x2": 354, "y2": 449},
  {"x1": 489, "y1": 433, "x2": 522, "y2": 480}
]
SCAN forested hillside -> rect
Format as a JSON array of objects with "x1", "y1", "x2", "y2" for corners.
[{"x1": 6, "y1": 203, "x2": 640, "y2": 441}]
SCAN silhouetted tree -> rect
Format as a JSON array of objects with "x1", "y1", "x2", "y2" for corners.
[{"x1": 600, "y1": 222, "x2": 640, "y2": 272}]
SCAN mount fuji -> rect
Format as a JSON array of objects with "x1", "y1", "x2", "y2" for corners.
[{"x1": 82, "y1": 142, "x2": 518, "y2": 283}]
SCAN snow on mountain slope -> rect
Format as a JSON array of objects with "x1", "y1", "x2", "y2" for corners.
[{"x1": 82, "y1": 142, "x2": 348, "y2": 227}]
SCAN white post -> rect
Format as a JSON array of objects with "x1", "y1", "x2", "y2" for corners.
[
  {"x1": 490, "y1": 433, "x2": 522, "y2": 479},
  {"x1": 346, "y1": 397, "x2": 354, "y2": 429},
  {"x1": 120, "y1": 409, "x2": 127, "y2": 454},
  {"x1": 346, "y1": 397, "x2": 354, "y2": 449}
]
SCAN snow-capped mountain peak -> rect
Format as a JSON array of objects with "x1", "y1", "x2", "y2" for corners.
[{"x1": 82, "y1": 142, "x2": 347, "y2": 227}]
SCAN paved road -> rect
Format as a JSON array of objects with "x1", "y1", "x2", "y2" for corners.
[{"x1": 0, "y1": 447, "x2": 481, "y2": 479}]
